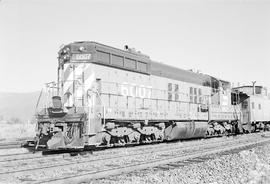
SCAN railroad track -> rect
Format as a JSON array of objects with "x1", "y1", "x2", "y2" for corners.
[
  {"x1": 0, "y1": 133, "x2": 269, "y2": 183},
  {"x1": 0, "y1": 142, "x2": 22, "y2": 149},
  {"x1": 0, "y1": 137, "x2": 235, "y2": 174},
  {"x1": 0, "y1": 134, "x2": 228, "y2": 163},
  {"x1": 0, "y1": 132, "x2": 254, "y2": 162},
  {"x1": 0, "y1": 133, "x2": 249, "y2": 163},
  {"x1": 0, "y1": 138, "x2": 32, "y2": 151},
  {"x1": 43, "y1": 135, "x2": 270, "y2": 184}
]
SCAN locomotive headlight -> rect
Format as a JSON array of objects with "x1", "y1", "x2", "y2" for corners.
[
  {"x1": 62, "y1": 47, "x2": 70, "y2": 54},
  {"x1": 97, "y1": 113, "x2": 102, "y2": 118},
  {"x1": 79, "y1": 46, "x2": 86, "y2": 52}
]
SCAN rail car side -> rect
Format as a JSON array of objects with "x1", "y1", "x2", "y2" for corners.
[{"x1": 234, "y1": 86, "x2": 270, "y2": 133}]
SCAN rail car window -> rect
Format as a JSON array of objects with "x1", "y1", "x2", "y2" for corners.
[
  {"x1": 111, "y1": 54, "x2": 124, "y2": 67},
  {"x1": 168, "y1": 83, "x2": 173, "y2": 91},
  {"x1": 190, "y1": 87, "x2": 193, "y2": 103},
  {"x1": 125, "y1": 58, "x2": 136, "y2": 69},
  {"x1": 194, "y1": 88, "x2": 197, "y2": 103},
  {"x1": 194, "y1": 96, "x2": 197, "y2": 103},
  {"x1": 258, "y1": 104, "x2": 261, "y2": 110},
  {"x1": 190, "y1": 87, "x2": 193, "y2": 94},
  {"x1": 242, "y1": 101, "x2": 248, "y2": 109},
  {"x1": 137, "y1": 61, "x2": 147, "y2": 72},
  {"x1": 252, "y1": 102, "x2": 255, "y2": 109},
  {"x1": 168, "y1": 93, "x2": 172, "y2": 101},
  {"x1": 175, "y1": 93, "x2": 179, "y2": 101},
  {"x1": 198, "y1": 88, "x2": 202, "y2": 103},
  {"x1": 190, "y1": 96, "x2": 193, "y2": 103},
  {"x1": 255, "y1": 87, "x2": 262, "y2": 94},
  {"x1": 199, "y1": 97, "x2": 202, "y2": 103},
  {"x1": 168, "y1": 83, "x2": 173, "y2": 101},
  {"x1": 194, "y1": 88, "x2": 197, "y2": 95},
  {"x1": 97, "y1": 50, "x2": 110, "y2": 64},
  {"x1": 175, "y1": 84, "x2": 179, "y2": 101},
  {"x1": 175, "y1": 84, "x2": 179, "y2": 92}
]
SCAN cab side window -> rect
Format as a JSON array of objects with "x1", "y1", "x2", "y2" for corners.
[
  {"x1": 242, "y1": 101, "x2": 248, "y2": 109},
  {"x1": 175, "y1": 84, "x2": 179, "y2": 101},
  {"x1": 168, "y1": 83, "x2": 172, "y2": 101},
  {"x1": 251, "y1": 102, "x2": 255, "y2": 109},
  {"x1": 190, "y1": 87, "x2": 193, "y2": 103},
  {"x1": 194, "y1": 88, "x2": 197, "y2": 103}
]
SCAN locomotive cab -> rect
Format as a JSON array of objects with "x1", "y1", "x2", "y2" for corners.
[{"x1": 32, "y1": 43, "x2": 106, "y2": 150}]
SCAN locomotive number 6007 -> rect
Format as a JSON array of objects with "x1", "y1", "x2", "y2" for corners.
[{"x1": 120, "y1": 82, "x2": 152, "y2": 99}]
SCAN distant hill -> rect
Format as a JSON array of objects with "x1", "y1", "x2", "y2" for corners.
[{"x1": 0, "y1": 91, "x2": 41, "y2": 122}]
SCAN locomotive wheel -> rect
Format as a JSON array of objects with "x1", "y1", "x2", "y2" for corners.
[
  {"x1": 150, "y1": 134, "x2": 156, "y2": 141},
  {"x1": 123, "y1": 135, "x2": 130, "y2": 144}
]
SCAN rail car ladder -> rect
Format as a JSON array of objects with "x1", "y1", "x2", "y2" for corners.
[{"x1": 233, "y1": 103, "x2": 243, "y2": 133}]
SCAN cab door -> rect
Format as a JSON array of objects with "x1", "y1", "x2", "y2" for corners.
[{"x1": 241, "y1": 99, "x2": 250, "y2": 123}]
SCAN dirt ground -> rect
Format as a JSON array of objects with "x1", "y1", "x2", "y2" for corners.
[
  {"x1": 90, "y1": 143, "x2": 270, "y2": 184},
  {"x1": 0, "y1": 122, "x2": 35, "y2": 141}
]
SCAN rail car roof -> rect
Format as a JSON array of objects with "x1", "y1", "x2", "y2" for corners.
[
  {"x1": 150, "y1": 61, "x2": 220, "y2": 87},
  {"x1": 65, "y1": 41, "x2": 227, "y2": 88},
  {"x1": 69, "y1": 41, "x2": 150, "y2": 62},
  {"x1": 233, "y1": 85, "x2": 263, "y2": 89}
]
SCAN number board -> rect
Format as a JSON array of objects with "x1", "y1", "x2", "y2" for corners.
[{"x1": 71, "y1": 54, "x2": 92, "y2": 61}]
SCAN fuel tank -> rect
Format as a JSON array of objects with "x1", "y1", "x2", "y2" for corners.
[{"x1": 164, "y1": 121, "x2": 208, "y2": 140}]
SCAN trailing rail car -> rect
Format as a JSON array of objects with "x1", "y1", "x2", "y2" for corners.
[
  {"x1": 29, "y1": 41, "x2": 269, "y2": 151},
  {"x1": 233, "y1": 85, "x2": 270, "y2": 133}
]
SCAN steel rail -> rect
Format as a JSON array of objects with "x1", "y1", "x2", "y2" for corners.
[{"x1": 0, "y1": 134, "x2": 228, "y2": 163}]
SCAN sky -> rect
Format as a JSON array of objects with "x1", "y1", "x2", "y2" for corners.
[{"x1": 0, "y1": 0, "x2": 270, "y2": 92}]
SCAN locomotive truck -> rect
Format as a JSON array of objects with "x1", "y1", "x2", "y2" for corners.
[{"x1": 29, "y1": 41, "x2": 270, "y2": 150}]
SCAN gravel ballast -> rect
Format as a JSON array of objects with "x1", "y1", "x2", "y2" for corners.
[{"x1": 89, "y1": 143, "x2": 270, "y2": 184}]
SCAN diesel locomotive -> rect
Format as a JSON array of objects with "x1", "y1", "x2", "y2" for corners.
[{"x1": 30, "y1": 41, "x2": 270, "y2": 150}]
